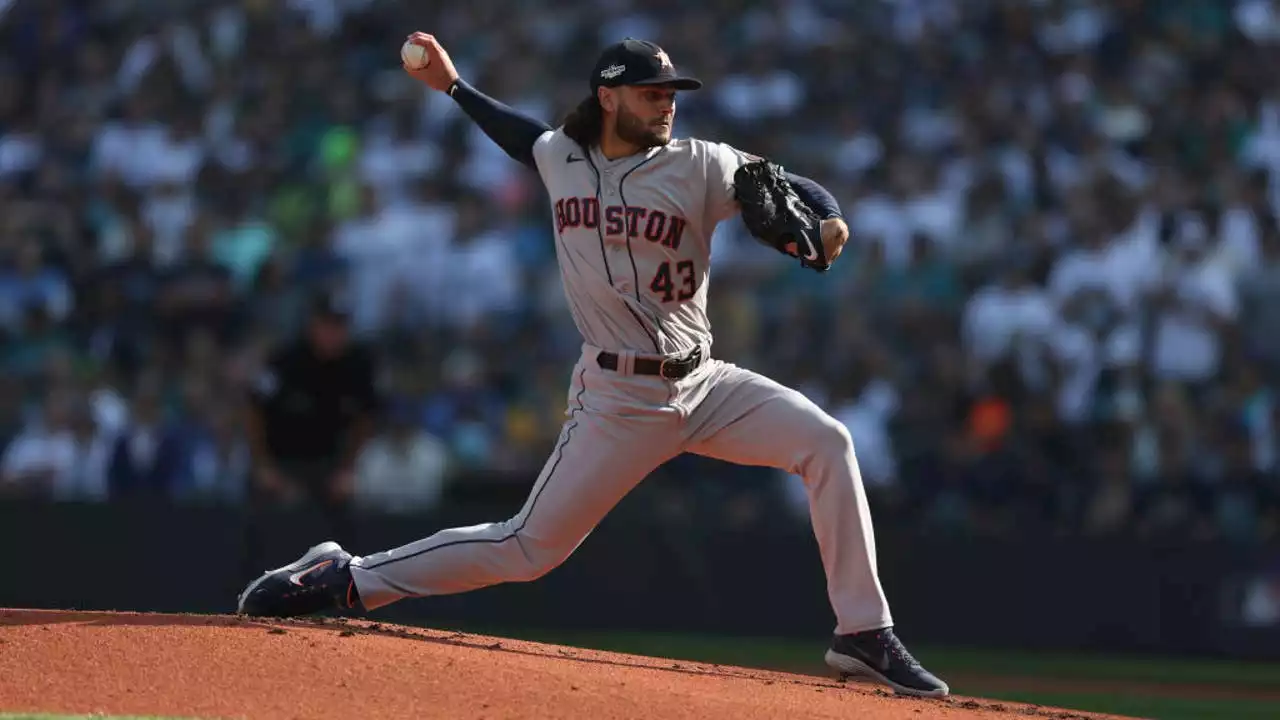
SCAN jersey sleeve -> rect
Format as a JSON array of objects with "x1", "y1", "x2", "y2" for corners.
[
  {"x1": 702, "y1": 141, "x2": 762, "y2": 227},
  {"x1": 530, "y1": 128, "x2": 562, "y2": 183}
]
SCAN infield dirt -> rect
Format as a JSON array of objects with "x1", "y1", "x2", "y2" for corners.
[{"x1": 0, "y1": 609, "x2": 1134, "y2": 720}]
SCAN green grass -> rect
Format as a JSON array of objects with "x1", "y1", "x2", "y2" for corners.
[
  {"x1": 922, "y1": 646, "x2": 1280, "y2": 688},
  {"x1": 493, "y1": 628, "x2": 1280, "y2": 686},
  {"x1": 473, "y1": 627, "x2": 1280, "y2": 720}
]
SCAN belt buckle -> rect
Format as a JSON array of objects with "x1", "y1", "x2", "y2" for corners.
[
  {"x1": 660, "y1": 347, "x2": 700, "y2": 379},
  {"x1": 659, "y1": 356, "x2": 676, "y2": 379}
]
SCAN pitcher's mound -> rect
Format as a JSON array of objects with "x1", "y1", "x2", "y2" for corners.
[{"x1": 0, "y1": 609, "x2": 1126, "y2": 720}]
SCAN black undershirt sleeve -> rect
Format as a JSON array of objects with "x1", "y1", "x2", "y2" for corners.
[
  {"x1": 447, "y1": 79, "x2": 553, "y2": 170},
  {"x1": 785, "y1": 171, "x2": 842, "y2": 219}
]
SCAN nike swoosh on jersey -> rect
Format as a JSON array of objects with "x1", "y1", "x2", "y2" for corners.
[
  {"x1": 288, "y1": 559, "x2": 333, "y2": 586},
  {"x1": 566, "y1": 153, "x2": 585, "y2": 163}
]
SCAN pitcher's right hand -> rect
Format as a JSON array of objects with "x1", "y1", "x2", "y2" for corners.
[{"x1": 403, "y1": 33, "x2": 460, "y2": 93}]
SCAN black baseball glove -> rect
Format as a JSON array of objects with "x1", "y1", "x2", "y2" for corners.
[{"x1": 733, "y1": 159, "x2": 829, "y2": 272}]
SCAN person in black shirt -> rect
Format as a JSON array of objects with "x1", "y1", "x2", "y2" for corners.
[
  {"x1": 240, "y1": 291, "x2": 379, "y2": 579},
  {"x1": 156, "y1": 217, "x2": 235, "y2": 350}
]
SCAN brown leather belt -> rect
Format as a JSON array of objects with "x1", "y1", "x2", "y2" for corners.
[{"x1": 596, "y1": 346, "x2": 705, "y2": 380}]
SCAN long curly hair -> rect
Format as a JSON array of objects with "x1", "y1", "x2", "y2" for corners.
[{"x1": 562, "y1": 93, "x2": 603, "y2": 148}]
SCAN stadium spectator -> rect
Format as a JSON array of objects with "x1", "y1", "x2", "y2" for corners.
[
  {"x1": 241, "y1": 290, "x2": 379, "y2": 573},
  {"x1": 353, "y1": 398, "x2": 450, "y2": 515},
  {"x1": 0, "y1": 0, "x2": 1274, "y2": 546}
]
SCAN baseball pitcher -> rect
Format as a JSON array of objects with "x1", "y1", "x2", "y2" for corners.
[{"x1": 237, "y1": 35, "x2": 948, "y2": 698}]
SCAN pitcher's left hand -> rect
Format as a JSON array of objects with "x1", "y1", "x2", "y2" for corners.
[{"x1": 820, "y1": 217, "x2": 849, "y2": 264}]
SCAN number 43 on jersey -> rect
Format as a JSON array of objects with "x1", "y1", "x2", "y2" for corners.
[{"x1": 650, "y1": 260, "x2": 696, "y2": 303}]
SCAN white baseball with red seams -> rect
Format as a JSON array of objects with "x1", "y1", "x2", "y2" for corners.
[{"x1": 400, "y1": 41, "x2": 428, "y2": 69}]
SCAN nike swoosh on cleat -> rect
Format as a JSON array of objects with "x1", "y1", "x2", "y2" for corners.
[
  {"x1": 288, "y1": 560, "x2": 333, "y2": 586},
  {"x1": 870, "y1": 651, "x2": 891, "y2": 671}
]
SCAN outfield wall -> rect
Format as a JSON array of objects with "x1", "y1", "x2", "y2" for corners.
[{"x1": 3, "y1": 483, "x2": 1277, "y2": 661}]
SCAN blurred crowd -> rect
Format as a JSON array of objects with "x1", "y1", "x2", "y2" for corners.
[{"x1": 2, "y1": 0, "x2": 1280, "y2": 543}]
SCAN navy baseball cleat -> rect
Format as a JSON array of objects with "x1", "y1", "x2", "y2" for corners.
[
  {"x1": 824, "y1": 627, "x2": 949, "y2": 698},
  {"x1": 236, "y1": 541, "x2": 362, "y2": 618}
]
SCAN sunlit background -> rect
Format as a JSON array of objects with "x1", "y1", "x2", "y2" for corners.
[{"x1": 2, "y1": 1, "x2": 1280, "y2": 715}]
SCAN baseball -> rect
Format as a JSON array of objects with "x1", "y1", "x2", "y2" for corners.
[{"x1": 401, "y1": 41, "x2": 429, "y2": 70}]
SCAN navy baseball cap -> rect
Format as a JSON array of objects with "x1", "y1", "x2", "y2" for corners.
[{"x1": 591, "y1": 38, "x2": 702, "y2": 91}]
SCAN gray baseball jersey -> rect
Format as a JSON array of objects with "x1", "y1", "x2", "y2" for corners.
[
  {"x1": 529, "y1": 129, "x2": 752, "y2": 355},
  {"x1": 349, "y1": 128, "x2": 895, "y2": 638}
]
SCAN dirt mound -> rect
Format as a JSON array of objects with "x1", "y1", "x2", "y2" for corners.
[{"x1": 0, "y1": 609, "x2": 1128, "y2": 720}]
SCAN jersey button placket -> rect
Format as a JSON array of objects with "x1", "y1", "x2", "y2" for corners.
[
  {"x1": 606, "y1": 173, "x2": 628, "y2": 291},
  {"x1": 611, "y1": 180, "x2": 628, "y2": 288}
]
